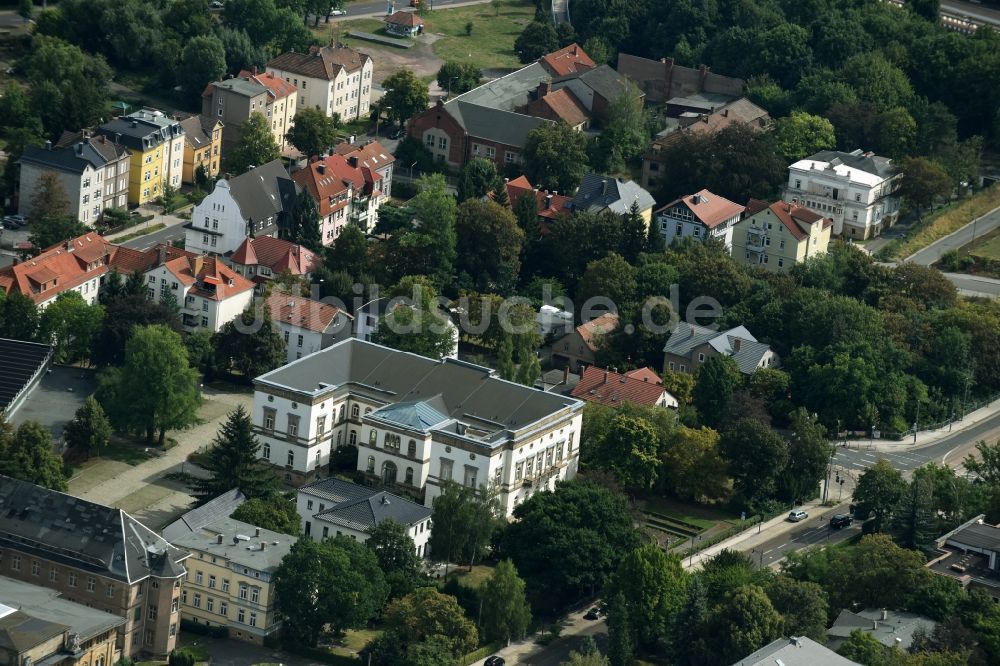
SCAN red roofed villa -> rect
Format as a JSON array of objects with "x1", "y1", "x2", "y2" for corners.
[
  {"x1": 571, "y1": 366, "x2": 678, "y2": 409},
  {"x1": 266, "y1": 291, "x2": 354, "y2": 363},
  {"x1": 731, "y1": 199, "x2": 833, "y2": 272},
  {"x1": 498, "y1": 175, "x2": 571, "y2": 232},
  {"x1": 654, "y1": 189, "x2": 745, "y2": 250},
  {"x1": 230, "y1": 236, "x2": 320, "y2": 287},
  {"x1": 293, "y1": 154, "x2": 385, "y2": 243},
  {"x1": 549, "y1": 312, "x2": 619, "y2": 372}
]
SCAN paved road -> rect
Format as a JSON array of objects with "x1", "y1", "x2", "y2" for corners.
[
  {"x1": 118, "y1": 220, "x2": 188, "y2": 250},
  {"x1": 941, "y1": 271, "x2": 1000, "y2": 297},
  {"x1": 749, "y1": 514, "x2": 861, "y2": 568},
  {"x1": 906, "y1": 204, "x2": 1000, "y2": 266}
]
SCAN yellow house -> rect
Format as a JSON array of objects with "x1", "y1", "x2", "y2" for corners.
[
  {"x1": 96, "y1": 108, "x2": 186, "y2": 205},
  {"x1": 170, "y1": 517, "x2": 297, "y2": 645},
  {"x1": 178, "y1": 114, "x2": 223, "y2": 185},
  {"x1": 732, "y1": 199, "x2": 833, "y2": 271}
]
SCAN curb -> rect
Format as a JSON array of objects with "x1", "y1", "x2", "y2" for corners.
[{"x1": 904, "y1": 203, "x2": 1000, "y2": 265}]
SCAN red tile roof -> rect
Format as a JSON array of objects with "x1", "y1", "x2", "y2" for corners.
[
  {"x1": 266, "y1": 292, "x2": 353, "y2": 333},
  {"x1": 535, "y1": 88, "x2": 589, "y2": 126},
  {"x1": 656, "y1": 189, "x2": 745, "y2": 230},
  {"x1": 625, "y1": 367, "x2": 662, "y2": 385},
  {"x1": 577, "y1": 313, "x2": 619, "y2": 352},
  {"x1": 571, "y1": 365, "x2": 673, "y2": 408},
  {"x1": 293, "y1": 154, "x2": 368, "y2": 217},
  {"x1": 333, "y1": 140, "x2": 395, "y2": 170},
  {"x1": 0, "y1": 232, "x2": 117, "y2": 304},
  {"x1": 230, "y1": 236, "x2": 319, "y2": 276},
  {"x1": 746, "y1": 199, "x2": 833, "y2": 242},
  {"x1": 267, "y1": 45, "x2": 370, "y2": 81},
  {"x1": 237, "y1": 70, "x2": 298, "y2": 100},
  {"x1": 161, "y1": 255, "x2": 255, "y2": 301},
  {"x1": 541, "y1": 43, "x2": 596, "y2": 77},
  {"x1": 503, "y1": 175, "x2": 572, "y2": 228},
  {"x1": 385, "y1": 11, "x2": 424, "y2": 27}
]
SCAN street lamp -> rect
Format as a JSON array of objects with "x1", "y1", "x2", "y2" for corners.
[
  {"x1": 687, "y1": 534, "x2": 703, "y2": 566},
  {"x1": 409, "y1": 160, "x2": 417, "y2": 179}
]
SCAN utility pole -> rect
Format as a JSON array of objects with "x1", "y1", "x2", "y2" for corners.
[{"x1": 913, "y1": 399, "x2": 920, "y2": 444}]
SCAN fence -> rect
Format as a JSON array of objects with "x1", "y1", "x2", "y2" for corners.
[{"x1": 874, "y1": 391, "x2": 1000, "y2": 441}]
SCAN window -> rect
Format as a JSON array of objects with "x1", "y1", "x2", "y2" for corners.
[
  {"x1": 87, "y1": 577, "x2": 96, "y2": 592},
  {"x1": 515, "y1": 462, "x2": 523, "y2": 480},
  {"x1": 207, "y1": 597, "x2": 214, "y2": 612},
  {"x1": 196, "y1": 571, "x2": 203, "y2": 585},
  {"x1": 698, "y1": 353, "x2": 705, "y2": 362},
  {"x1": 439, "y1": 458, "x2": 453, "y2": 481},
  {"x1": 182, "y1": 589, "x2": 188, "y2": 604},
  {"x1": 349, "y1": 430, "x2": 357, "y2": 446},
  {"x1": 31, "y1": 560, "x2": 39, "y2": 576},
  {"x1": 134, "y1": 606, "x2": 142, "y2": 622},
  {"x1": 251, "y1": 587, "x2": 259, "y2": 603},
  {"x1": 778, "y1": 258, "x2": 785, "y2": 268},
  {"x1": 425, "y1": 134, "x2": 435, "y2": 148},
  {"x1": 369, "y1": 429, "x2": 377, "y2": 446},
  {"x1": 525, "y1": 457, "x2": 533, "y2": 477},
  {"x1": 222, "y1": 579, "x2": 230, "y2": 593},
  {"x1": 287, "y1": 450, "x2": 294, "y2": 466},
  {"x1": 171, "y1": 599, "x2": 178, "y2": 612},
  {"x1": 148, "y1": 606, "x2": 158, "y2": 620},
  {"x1": 855, "y1": 193, "x2": 862, "y2": 202},
  {"x1": 49, "y1": 567, "x2": 57, "y2": 582},
  {"x1": 287, "y1": 414, "x2": 300, "y2": 437},
  {"x1": 438, "y1": 137, "x2": 448, "y2": 150},
  {"x1": 407, "y1": 440, "x2": 416, "y2": 457},
  {"x1": 367, "y1": 455, "x2": 375, "y2": 473},
  {"x1": 351, "y1": 404, "x2": 360, "y2": 419},
  {"x1": 384, "y1": 433, "x2": 400, "y2": 451},
  {"x1": 405, "y1": 467, "x2": 414, "y2": 484},
  {"x1": 338, "y1": 405, "x2": 345, "y2": 422},
  {"x1": 239, "y1": 583, "x2": 248, "y2": 600},
  {"x1": 208, "y1": 575, "x2": 216, "y2": 589},
  {"x1": 262, "y1": 443, "x2": 270, "y2": 460},
  {"x1": 68, "y1": 572, "x2": 76, "y2": 587},
  {"x1": 249, "y1": 611, "x2": 257, "y2": 627},
  {"x1": 297, "y1": 334, "x2": 303, "y2": 347},
  {"x1": 237, "y1": 608, "x2": 245, "y2": 624},
  {"x1": 317, "y1": 415, "x2": 326, "y2": 435},
  {"x1": 169, "y1": 623, "x2": 177, "y2": 637},
  {"x1": 795, "y1": 179, "x2": 801, "y2": 189},
  {"x1": 193, "y1": 593, "x2": 201, "y2": 608},
  {"x1": 219, "y1": 602, "x2": 228, "y2": 617},
  {"x1": 505, "y1": 151, "x2": 517, "y2": 163}
]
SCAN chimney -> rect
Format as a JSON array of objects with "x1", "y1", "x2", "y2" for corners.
[
  {"x1": 538, "y1": 81, "x2": 552, "y2": 97},
  {"x1": 260, "y1": 542, "x2": 266, "y2": 551},
  {"x1": 545, "y1": 194, "x2": 553, "y2": 209},
  {"x1": 217, "y1": 534, "x2": 223, "y2": 544},
  {"x1": 733, "y1": 338, "x2": 742, "y2": 352},
  {"x1": 563, "y1": 367, "x2": 569, "y2": 384},
  {"x1": 45, "y1": 140, "x2": 52, "y2": 150},
  {"x1": 255, "y1": 527, "x2": 261, "y2": 537},
  {"x1": 317, "y1": 163, "x2": 326, "y2": 175},
  {"x1": 76, "y1": 143, "x2": 84, "y2": 155},
  {"x1": 348, "y1": 156, "x2": 358, "y2": 168},
  {"x1": 603, "y1": 371, "x2": 609, "y2": 384},
  {"x1": 881, "y1": 609, "x2": 888, "y2": 621}
]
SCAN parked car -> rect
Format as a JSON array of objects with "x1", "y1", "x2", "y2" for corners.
[
  {"x1": 584, "y1": 607, "x2": 601, "y2": 620},
  {"x1": 330, "y1": 8, "x2": 347, "y2": 15},
  {"x1": 830, "y1": 514, "x2": 853, "y2": 529},
  {"x1": 787, "y1": 509, "x2": 808, "y2": 522},
  {"x1": 2, "y1": 214, "x2": 27, "y2": 229},
  {"x1": 484, "y1": 657, "x2": 505, "y2": 666}
]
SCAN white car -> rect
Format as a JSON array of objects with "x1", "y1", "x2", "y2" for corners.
[
  {"x1": 330, "y1": 8, "x2": 347, "y2": 15},
  {"x1": 787, "y1": 509, "x2": 808, "y2": 522}
]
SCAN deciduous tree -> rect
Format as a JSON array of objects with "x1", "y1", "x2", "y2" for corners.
[
  {"x1": 608, "y1": 544, "x2": 688, "y2": 648},
  {"x1": 773, "y1": 111, "x2": 836, "y2": 161},
  {"x1": 0, "y1": 420, "x2": 67, "y2": 490},
  {"x1": 705, "y1": 585, "x2": 783, "y2": 665},
  {"x1": 38, "y1": 291, "x2": 104, "y2": 365},
  {"x1": 367, "y1": 518, "x2": 424, "y2": 599},
  {"x1": 0, "y1": 291, "x2": 40, "y2": 342},
  {"x1": 226, "y1": 112, "x2": 280, "y2": 175},
  {"x1": 523, "y1": 121, "x2": 589, "y2": 194},
  {"x1": 231, "y1": 492, "x2": 298, "y2": 534},
  {"x1": 437, "y1": 61, "x2": 481, "y2": 96},
  {"x1": 63, "y1": 397, "x2": 111, "y2": 459},
  {"x1": 764, "y1": 576, "x2": 829, "y2": 642},
  {"x1": 178, "y1": 35, "x2": 226, "y2": 100},
  {"x1": 383, "y1": 587, "x2": 478, "y2": 657},
  {"x1": 661, "y1": 425, "x2": 728, "y2": 502},
  {"x1": 693, "y1": 355, "x2": 741, "y2": 427},
  {"x1": 285, "y1": 106, "x2": 340, "y2": 159},
  {"x1": 382, "y1": 69, "x2": 430, "y2": 129},
  {"x1": 455, "y1": 199, "x2": 523, "y2": 293},
  {"x1": 719, "y1": 418, "x2": 789, "y2": 506},
  {"x1": 214, "y1": 303, "x2": 286, "y2": 380},
  {"x1": 480, "y1": 559, "x2": 532, "y2": 645},
  {"x1": 514, "y1": 19, "x2": 559, "y2": 63},
  {"x1": 852, "y1": 459, "x2": 907, "y2": 531},
  {"x1": 898, "y1": 157, "x2": 952, "y2": 215}
]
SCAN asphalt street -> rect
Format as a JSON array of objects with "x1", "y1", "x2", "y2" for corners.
[
  {"x1": 118, "y1": 220, "x2": 188, "y2": 250},
  {"x1": 907, "y1": 205, "x2": 1000, "y2": 266},
  {"x1": 749, "y1": 513, "x2": 862, "y2": 568}
]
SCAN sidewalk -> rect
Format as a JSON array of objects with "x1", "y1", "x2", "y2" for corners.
[
  {"x1": 840, "y1": 395, "x2": 1000, "y2": 453},
  {"x1": 102, "y1": 204, "x2": 189, "y2": 243}
]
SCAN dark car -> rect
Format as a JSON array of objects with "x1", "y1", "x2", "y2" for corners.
[
  {"x1": 830, "y1": 514, "x2": 853, "y2": 529},
  {"x1": 584, "y1": 607, "x2": 601, "y2": 620},
  {"x1": 484, "y1": 657, "x2": 505, "y2": 666},
  {"x1": 390, "y1": 127, "x2": 406, "y2": 140}
]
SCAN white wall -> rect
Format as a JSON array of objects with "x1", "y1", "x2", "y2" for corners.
[
  {"x1": 657, "y1": 210, "x2": 738, "y2": 250},
  {"x1": 187, "y1": 181, "x2": 248, "y2": 255}
]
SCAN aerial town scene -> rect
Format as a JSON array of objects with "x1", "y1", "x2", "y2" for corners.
[{"x1": 2, "y1": 0, "x2": 1000, "y2": 665}]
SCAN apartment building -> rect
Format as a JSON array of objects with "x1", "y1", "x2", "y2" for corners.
[
  {"x1": 333, "y1": 139, "x2": 395, "y2": 198},
  {"x1": 177, "y1": 114, "x2": 223, "y2": 184},
  {"x1": 266, "y1": 44, "x2": 374, "y2": 121},
  {"x1": 96, "y1": 109, "x2": 185, "y2": 205},
  {"x1": 169, "y1": 517, "x2": 296, "y2": 645},
  {"x1": 0, "y1": 476, "x2": 189, "y2": 659},
  {"x1": 250, "y1": 339, "x2": 584, "y2": 515},
  {"x1": 202, "y1": 71, "x2": 298, "y2": 152},
  {"x1": 783, "y1": 149, "x2": 902, "y2": 239},
  {"x1": 144, "y1": 254, "x2": 255, "y2": 333},
  {"x1": 18, "y1": 134, "x2": 131, "y2": 224},
  {"x1": 654, "y1": 189, "x2": 745, "y2": 250},
  {"x1": 292, "y1": 154, "x2": 385, "y2": 242},
  {"x1": 731, "y1": 199, "x2": 833, "y2": 271}
]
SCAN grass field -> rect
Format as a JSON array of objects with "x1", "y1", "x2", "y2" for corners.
[
  {"x1": 893, "y1": 185, "x2": 1000, "y2": 259},
  {"x1": 969, "y1": 226, "x2": 1000, "y2": 260},
  {"x1": 640, "y1": 496, "x2": 740, "y2": 529},
  {"x1": 423, "y1": 2, "x2": 535, "y2": 69},
  {"x1": 448, "y1": 563, "x2": 495, "y2": 589}
]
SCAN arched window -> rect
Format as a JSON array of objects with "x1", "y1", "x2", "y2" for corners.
[
  {"x1": 369, "y1": 429, "x2": 377, "y2": 446},
  {"x1": 405, "y1": 467, "x2": 414, "y2": 485},
  {"x1": 367, "y1": 456, "x2": 375, "y2": 473},
  {"x1": 338, "y1": 405, "x2": 345, "y2": 422},
  {"x1": 349, "y1": 430, "x2": 357, "y2": 446},
  {"x1": 382, "y1": 461, "x2": 398, "y2": 484},
  {"x1": 407, "y1": 440, "x2": 416, "y2": 458}
]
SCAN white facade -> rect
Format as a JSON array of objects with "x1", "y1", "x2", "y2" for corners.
[
  {"x1": 656, "y1": 204, "x2": 741, "y2": 250},
  {"x1": 185, "y1": 181, "x2": 249, "y2": 256},
  {"x1": 164, "y1": 132, "x2": 186, "y2": 191},
  {"x1": 784, "y1": 157, "x2": 901, "y2": 239},
  {"x1": 18, "y1": 161, "x2": 128, "y2": 225},
  {"x1": 274, "y1": 316, "x2": 351, "y2": 364},
  {"x1": 266, "y1": 57, "x2": 373, "y2": 122},
  {"x1": 143, "y1": 264, "x2": 254, "y2": 332}
]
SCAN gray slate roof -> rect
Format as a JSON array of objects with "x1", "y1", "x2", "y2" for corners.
[
  {"x1": 210, "y1": 77, "x2": 268, "y2": 99},
  {"x1": 829, "y1": 609, "x2": 934, "y2": 650},
  {"x1": 663, "y1": 323, "x2": 773, "y2": 375},
  {"x1": 0, "y1": 576, "x2": 125, "y2": 648},
  {"x1": 735, "y1": 636, "x2": 860, "y2": 666},
  {"x1": 570, "y1": 174, "x2": 656, "y2": 215},
  {"x1": 807, "y1": 149, "x2": 895, "y2": 179},
  {"x1": 19, "y1": 137, "x2": 127, "y2": 175},
  {"x1": 162, "y1": 489, "x2": 248, "y2": 542},
  {"x1": 453, "y1": 101, "x2": 550, "y2": 148},
  {"x1": 946, "y1": 520, "x2": 1000, "y2": 551},
  {"x1": 257, "y1": 339, "x2": 582, "y2": 446},
  {"x1": 0, "y1": 476, "x2": 189, "y2": 584},
  {"x1": 554, "y1": 64, "x2": 633, "y2": 102},
  {"x1": 169, "y1": 516, "x2": 296, "y2": 572},
  {"x1": 303, "y1": 479, "x2": 431, "y2": 531},
  {"x1": 96, "y1": 108, "x2": 183, "y2": 152},
  {"x1": 226, "y1": 159, "x2": 297, "y2": 232},
  {"x1": 0, "y1": 338, "x2": 52, "y2": 415}
]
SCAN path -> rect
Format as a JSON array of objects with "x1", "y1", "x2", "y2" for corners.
[
  {"x1": 69, "y1": 388, "x2": 252, "y2": 528},
  {"x1": 905, "y1": 204, "x2": 1000, "y2": 267}
]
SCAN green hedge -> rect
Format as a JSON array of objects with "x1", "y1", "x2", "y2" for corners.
[
  {"x1": 459, "y1": 644, "x2": 502, "y2": 666},
  {"x1": 179, "y1": 618, "x2": 227, "y2": 638}
]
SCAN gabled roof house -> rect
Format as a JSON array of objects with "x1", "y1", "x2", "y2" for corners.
[{"x1": 663, "y1": 322, "x2": 778, "y2": 375}]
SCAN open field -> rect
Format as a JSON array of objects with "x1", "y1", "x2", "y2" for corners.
[
  {"x1": 969, "y1": 226, "x2": 1000, "y2": 260},
  {"x1": 894, "y1": 185, "x2": 1000, "y2": 258}
]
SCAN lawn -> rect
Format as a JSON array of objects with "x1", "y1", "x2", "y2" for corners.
[
  {"x1": 892, "y1": 185, "x2": 1000, "y2": 259},
  {"x1": 330, "y1": 627, "x2": 383, "y2": 656},
  {"x1": 447, "y1": 564, "x2": 495, "y2": 589},
  {"x1": 640, "y1": 496, "x2": 740, "y2": 529},
  {"x1": 423, "y1": 2, "x2": 535, "y2": 70},
  {"x1": 969, "y1": 226, "x2": 1000, "y2": 261},
  {"x1": 113, "y1": 222, "x2": 166, "y2": 243}
]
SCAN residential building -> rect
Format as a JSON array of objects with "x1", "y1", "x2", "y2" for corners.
[
  {"x1": 732, "y1": 199, "x2": 833, "y2": 271},
  {"x1": 384, "y1": 10, "x2": 424, "y2": 37},
  {"x1": 783, "y1": 149, "x2": 902, "y2": 239},
  {"x1": 354, "y1": 297, "x2": 460, "y2": 360},
  {"x1": 0, "y1": 338, "x2": 53, "y2": 416},
  {"x1": 537, "y1": 304, "x2": 573, "y2": 338},
  {"x1": 95, "y1": 108, "x2": 186, "y2": 205},
  {"x1": 568, "y1": 174, "x2": 657, "y2": 228},
  {"x1": 407, "y1": 46, "x2": 637, "y2": 170},
  {"x1": 0, "y1": 576, "x2": 125, "y2": 666},
  {"x1": 642, "y1": 98, "x2": 770, "y2": 190},
  {"x1": 229, "y1": 235, "x2": 320, "y2": 286},
  {"x1": 616, "y1": 53, "x2": 744, "y2": 107},
  {"x1": 296, "y1": 478, "x2": 432, "y2": 555},
  {"x1": 663, "y1": 322, "x2": 778, "y2": 375},
  {"x1": 827, "y1": 609, "x2": 935, "y2": 652},
  {"x1": 143, "y1": 254, "x2": 256, "y2": 332},
  {"x1": 176, "y1": 114, "x2": 223, "y2": 185},
  {"x1": 539, "y1": 43, "x2": 596, "y2": 77},
  {"x1": 202, "y1": 71, "x2": 298, "y2": 152},
  {"x1": 18, "y1": 134, "x2": 131, "y2": 224},
  {"x1": 266, "y1": 291, "x2": 354, "y2": 363},
  {"x1": 570, "y1": 366, "x2": 678, "y2": 409},
  {"x1": 734, "y1": 636, "x2": 861, "y2": 666},
  {"x1": 549, "y1": 313, "x2": 619, "y2": 372},
  {"x1": 655, "y1": 189, "x2": 745, "y2": 250},
  {"x1": 927, "y1": 514, "x2": 1000, "y2": 601},
  {"x1": 266, "y1": 44, "x2": 374, "y2": 122},
  {"x1": 170, "y1": 517, "x2": 297, "y2": 645},
  {"x1": 498, "y1": 175, "x2": 571, "y2": 231},
  {"x1": 250, "y1": 338, "x2": 585, "y2": 515},
  {"x1": 162, "y1": 489, "x2": 248, "y2": 543},
  {"x1": 333, "y1": 139, "x2": 396, "y2": 199},
  {"x1": 184, "y1": 160, "x2": 296, "y2": 256},
  {"x1": 292, "y1": 154, "x2": 384, "y2": 242},
  {"x1": 0, "y1": 232, "x2": 123, "y2": 307},
  {"x1": 0, "y1": 476, "x2": 189, "y2": 658}
]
